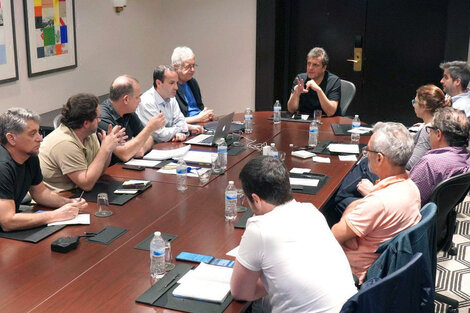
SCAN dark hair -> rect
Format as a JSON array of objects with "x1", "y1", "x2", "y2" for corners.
[
  {"x1": 440, "y1": 61, "x2": 470, "y2": 91},
  {"x1": 416, "y1": 84, "x2": 446, "y2": 114},
  {"x1": 0, "y1": 108, "x2": 40, "y2": 145},
  {"x1": 239, "y1": 156, "x2": 293, "y2": 206},
  {"x1": 109, "y1": 75, "x2": 139, "y2": 102},
  {"x1": 153, "y1": 65, "x2": 176, "y2": 88},
  {"x1": 432, "y1": 107, "x2": 470, "y2": 148},
  {"x1": 61, "y1": 93, "x2": 99, "y2": 129}
]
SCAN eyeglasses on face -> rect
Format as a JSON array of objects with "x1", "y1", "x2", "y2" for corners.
[
  {"x1": 182, "y1": 63, "x2": 198, "y2": 71},
  {"x1": 362, "y1": 146, "x2": 381, "y2": 157},
  {"x1": 425, "y1": 125, "x2": 438, "y2": 134}
]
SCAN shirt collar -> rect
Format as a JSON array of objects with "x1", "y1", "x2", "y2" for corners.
[
  {"x1": 153, "y1": 88, "x2": 172, "y2": 106},
  {"x1": 102, "y1": 98, "x2": 122, "y2": 121},
  {"x1": 371, "y1": 173, "x2": 409, "y2": 193}
]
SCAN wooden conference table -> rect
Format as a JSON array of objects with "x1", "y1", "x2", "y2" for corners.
[{"x1": 0, "y1": 112, "x2": 369, "y2": 313}]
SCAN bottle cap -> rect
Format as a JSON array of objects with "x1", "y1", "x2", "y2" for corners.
[
  {"x1": 229, "y1": 181, "x2": 234, "y2": 184},
  {"x1": 154, "y1": 231, "x2": 161, "y2": 237},
  {"x1": 271, "y1": 143, "x2": 275, "y2": 147}
]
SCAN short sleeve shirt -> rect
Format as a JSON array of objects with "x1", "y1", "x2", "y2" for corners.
[
  {"x1": 39, "y1": 124, "x2": 100, "y2": 192},
  {"x1": 99, "y1": 98, "x2": 145, "y2": 165},
  {"x1": 0, "y1": 145, "x2": 42, "y2": 213},
  {"x1": 291, "y1": 71, "x2": 341, "y2": 115}
]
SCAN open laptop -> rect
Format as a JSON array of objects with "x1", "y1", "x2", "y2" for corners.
[{"x1": 185, "y1": 112, "x2": 235, "y2": 146}]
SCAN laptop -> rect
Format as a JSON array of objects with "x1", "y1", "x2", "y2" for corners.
[{"x1": 185, "y1": 112, "x2": 235, "y2": 146}]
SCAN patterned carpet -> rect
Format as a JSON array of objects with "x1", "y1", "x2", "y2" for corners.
[{"x1": 435, "y1": 196, "x2": 470, "y2": 313}]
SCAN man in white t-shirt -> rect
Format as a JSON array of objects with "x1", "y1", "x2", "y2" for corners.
[{"x1": 230, "y1": 156, "x2": 357, "y2": 313}]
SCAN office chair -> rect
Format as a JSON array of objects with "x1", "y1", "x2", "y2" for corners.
[
  {"x1": 340, "y1": 80, "x2": 356, "y2": 116},
  {"x1": 430, "y1": 171, "x2": 470, "y2": 313},
  {"x1": 53, "y1": 114, "x2": 62, "y2": 129},
  {"x1": 365, "y1": 202, "x2": 437, "y2": 313},
  {"x1": 340, "y1": 253, "x2": 427, "y2": 313}
]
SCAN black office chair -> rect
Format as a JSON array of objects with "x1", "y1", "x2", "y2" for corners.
[
  {"x1": 340, "y1": 253, "x2": 428, "y2": 313},
  {"x1": 340, "y1": 79, "x2": 356, "y2": 116},
  {"x1": 430, "y1": 171, "x2": 470, "y2": 313}
]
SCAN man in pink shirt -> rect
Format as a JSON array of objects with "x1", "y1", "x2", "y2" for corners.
[{"x1": 332, "y1": 122, "x2": 421, "y2": 283}]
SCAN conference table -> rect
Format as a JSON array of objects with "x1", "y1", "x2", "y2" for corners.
[{"x1": 0, "y1": 112, "x2": 369, "y2": 313}]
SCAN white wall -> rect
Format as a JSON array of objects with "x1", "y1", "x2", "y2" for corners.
[{"x1": 0, "y1": 0, "x2": 256, "y2": 115}]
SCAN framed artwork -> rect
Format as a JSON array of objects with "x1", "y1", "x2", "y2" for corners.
[
  {"x1": 23, "y1": 0, "x2": 77, "y2": 77},
  {"x1": 0, "y1": 0, "x2": 19, "y2": 84}
]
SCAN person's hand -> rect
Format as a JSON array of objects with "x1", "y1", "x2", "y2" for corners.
[
  {"x1": 197, "y1": 108, "x2": 214, "y2": 122},
  {"x1": 293, "y1": 77, "x2": 308, "y2": 95},
  {"x1": 189, "y1": 124, "x2": 205, "y2": 135},
  {"x1": 172, "y1": 133, "x2": 187, "y2": 142},
  {"x1": 357, "y1": 179, "x2": 374, "y2": 196},
  {"x1": 98, "y1": 124, "x2": 127, "y2": 153},
  {"x1": 54, "y1": 199, "x2": 88, "y2": 221},
  {"x1": 147, "y1": 113, "x2": 166, "y2": 132},
  {"x1": 305, "y1": 79, "x2": 321, "y2": 92}
]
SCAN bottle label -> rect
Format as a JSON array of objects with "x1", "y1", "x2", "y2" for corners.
[
  {"x1": 152, "y1": 250, "x2": 165, "y2": 256},
  {"x1": 244, "y1": 115, "x2": 253, "y2": 121},
  {"x1": 226, "y1": 194, "x2": 237, "y2": 200},
  {"x1": 309, "y1": 128, "x2": 318, "y2": 133},
  {"x1": 218, "y1": 147, "x2": 228, "y2": 153},
  {"x1": 176, "y1": 169, "x2": 186, "y2": 174},
  {"x1": 274, "y1": 107, "x2": 281, "y2": 112}
]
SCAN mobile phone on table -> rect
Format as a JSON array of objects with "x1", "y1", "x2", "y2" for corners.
[
  {"x1": 209, "y1": 258, "x2": 235, "y2": 268},
  {"x1": 175, "y1": 251, "x2": 214, "y2": 263},
  {"x1": 122, "y1": 164, "x2": 145, "y2": 171}
]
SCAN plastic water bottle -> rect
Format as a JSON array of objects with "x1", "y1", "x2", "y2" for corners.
[
  {"x1": 351, "y1": 115, "x2": 361, "y2": 143},
  {"x1": 225, "y1": 181, "x2": 237, "y2": 221},
  {"x1": 273, "y1": 100, "x2": 281, "y2": 124},
  {"x1": 176, "y1": 157, "x2": 187, "y2": 191},
  {"x1": 270, "y1": 143, "x2": 278, "y2": 158},
  {"x1": 150, "y1": 231, "x2": 166, "y2": 279},
  {"x1": 308, "y1": 120, "x2": 318, "y2": 147},
  {"x1": 217, "y1": 138, "x2": 228, "y2": 171},
  {"x1": 244, "y1": 108, "x2": 253, "y2": 134}
]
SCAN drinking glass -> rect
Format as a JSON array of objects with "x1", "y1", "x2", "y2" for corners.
[
  {"x1": 211, "y1": 153, "x2": 223, "y2": 174},
  {"x1": 236, "y1": 189, "x2": 248, "y2": 213},
  {"x1": 94, "y1": 193, "x2": 113, "y2": 217},
  {"x1": 197, "y1": 168, "x2": 211, "y2": 184},
  {"x1": 314, "y1": 110, "x2": 322, "y2": 124},
  {"x1": 165, "y1": 241, "x2": 175, "y2": 271}
]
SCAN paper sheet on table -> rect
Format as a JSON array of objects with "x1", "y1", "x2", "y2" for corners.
[
  {"x1": 347, "y1": 127, "x2": 373, "y2": 134},
  {"x1": 175, "y1": 150, "x2": 216, "y2": 164},
  {"x1": 312, "y1": 156, "x2": 331, "y2": 163},
  {"x1": 226, "y1": 246, "x2": 239, "y2": 257},
  {"x1": 327, "y1": 143, "x2": 360, "y2": 154},
  {"x1": 289, "y1": 177, "x2": 319, "y2": 187},
  {"x1": 143, "y1": 145, "x2": 191, "y2": 161},
  {"x1": 339, "y1": 155, "x2": 358, "y2": 161},
  {"x1": 157, "y1": 167, "x2": 210, "y2": 178},
  {"x1": 124, "y1": 159, "x2": 161, "y2": 167},
  {"x1": 291, "y1": 150, "x2": 315, "y2": 159},
  {"x1": 290, "y1": 168, "x2": 311, "y2": 174},
  {"x1": 48, "y1": 214, "x2": 90, "y2": 226}
]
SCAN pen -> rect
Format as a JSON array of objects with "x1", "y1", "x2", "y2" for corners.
[{"x1": 78, "y1": 190, "x2": 84, "y2": 201}]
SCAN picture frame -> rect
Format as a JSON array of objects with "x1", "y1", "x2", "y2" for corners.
[
  {"x1": 0, "y1": 0, "x2": 19, "y2": 84},
  {"x1": 23, "y1": 0, "x2": 77, "y2": 77}
]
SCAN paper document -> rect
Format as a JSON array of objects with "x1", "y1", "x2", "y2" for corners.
[
  {"x1": 339, "y1": 155, "x2": 357, "y2": 161},
  {"x1": 124, "y1": 159, "x2": 161, "y2": 167},
  {"x1": 347, "y1": 127, "x2": 373, "y2": 134},
  {"x1": 158, "y1": 167, "x2": 209, "y2": 178},
  {"x1": 48, "y1": 214, "x2": 90, "y2": 226},
  {"x1": 312, "y1": 156, "x2": 331, "y2": 163},
  {"x1": 226, "y1": 246, "x2": 239, "y2": 257},
  {"x1": 172, "y1": 262, "x2": 233, "y2": 303},
  {"x1": 143, "y1": 145, "x2": 191, "y2": 161},
  {"x1": 185, "y1": 134, "x2": 212, "y2": 144},
  {"x1": 291, "y1": 150, "x2": 315, "y2": 159},
  {"x1": 289, "y1": 177, "x2": 319, "y2": 187},
  {"x1": 176, "y1": 150, "x2": 216, "y2": 164},
  {"x1": 290, "y1": 168, "x2": 311, "y2": 174},
  {"x1": 327, "y1": 143, "x2": 360, "y2": 154}
]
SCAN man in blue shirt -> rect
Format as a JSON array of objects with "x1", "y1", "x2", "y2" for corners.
[
  {"x1": 440, "y1": 61, "x2": 470, "y2": 116},
  {"x1": 171, "y1": 46, "x2": 214, "y2": 124}
]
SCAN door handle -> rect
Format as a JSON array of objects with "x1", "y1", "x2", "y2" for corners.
[{"x1": 346, "y1": 59, "x2": 358, "y2": 63}]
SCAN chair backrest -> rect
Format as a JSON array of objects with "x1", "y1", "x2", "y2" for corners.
[
  {"x1": 430, "y1": 171, "x2": 470, "y2": 252},
  {"x1": 340, "y1": 253, "x2": 428, "y2": 313},
  {"x1": 340, "y1": 79, "x2": 356, "y2": 116},
  {"x1": 53, "y1": 114, "x2": 62, "y2": 129}
]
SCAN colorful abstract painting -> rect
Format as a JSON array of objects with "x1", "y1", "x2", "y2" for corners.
[
  {"x1": 0, "y1": 0, "x2": 18, "y2": 84},
  {"x1": 24, "y1": 0, "x2": 76, "y2": 77}
]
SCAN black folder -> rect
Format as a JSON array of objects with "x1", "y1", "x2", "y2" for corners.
[
  {"x1": 71, "y1": 180, "x2": 151, "y2": 205},
  {"x1": 267, "y1": 112, "x2": 313, "y2": 123},
  {"x1": 134, "y1": 233, "x2": 178, "y2": 251},
  {"x1": 331, "y1": 123, "x2": 372, "y2": 136},
  {"x1": 136, "y1": 264, "x2": 233, "y2": 313},
  {"x1": 234, "y1": 208, "x2": 254, "y2": 229},
  {"x1": 290, "y1": 172, "x2": 330, "y2": 195},
  {"x1": 0, "y1": 225, "x2": 66, "y2": 243}
]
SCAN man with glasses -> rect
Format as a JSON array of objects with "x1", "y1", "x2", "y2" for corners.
[
  {"x1": 171, "y1": 46, "x2": 214, "y2": 123},
  {"x1": 287, "y1": 47, "x2": 341, "y2": 116},
  {"x1": 440, "y1": 61, "x2": 470, "y2": 116},
  {"x1": 409, "y1": 107, "x2": 470, "y2": 204},
  {"x1": 331, "y1": 122, "x2": 421, "y2": 284},
  {"x1": 39, "y1": 94, "x2": 126, "y2": 192}
]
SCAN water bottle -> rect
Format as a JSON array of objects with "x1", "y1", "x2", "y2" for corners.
[
  {"x1": 176, "y1": 157, "x2": 187, "y2": 191},
  {"x1": 225, "y1": 181, "x2": 237, "y2": 221},
  {"x1": 150, "y1": 231, "x2": 166, "y2": 279},
  {"x1": 244, "y1": 108, "x2": 253, "y2": 134},
  {"x1": 217, "y1": 138, "x2": 228, "y2": 171},
  {"x1": 270, "y1": 143, "x2": 278, "y2": 158},
  {"x1": 351, "y1": 115, "x2": 361, "y2": 143},
  {"x1": 308, "y1": 120, "x2": 318, "y2": 147},
  {"x1": 273, "y1": 100, "x2": 281, "y2": 124}
]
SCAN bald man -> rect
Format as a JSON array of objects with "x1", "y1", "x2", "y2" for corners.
[{"x1": 99, "y1": 75, "x2": 165, "y2": 165}]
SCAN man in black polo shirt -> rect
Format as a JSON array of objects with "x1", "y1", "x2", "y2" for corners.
[
  {"x1": 287, "y1": 47, "x2": 341, "y2": 116},
  {"x1": 0, "y1": 108, "x2": 87, "y2": 232},
  {"x1": 99, "y1": 75, "x2": 165, "y2": 165}
]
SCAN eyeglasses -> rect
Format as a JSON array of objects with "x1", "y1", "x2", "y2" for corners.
[
  {"x1": 425, "y1": 125, "x2": 438, "y2": 134},
  {"x1": 181, "y1": 63, "x2": 198, "y2": 71},
  {"x1": 362, "y1": 146, "x2": 381, "y2": 157},
  {"x1": 411, "y1": 99, "x2": 419, "y2": 106}
]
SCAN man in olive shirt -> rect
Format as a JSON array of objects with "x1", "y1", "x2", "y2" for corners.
[
  {"x1": 39, "y1": 94, "x2": 126, "y2": 192},
  {"x1": 99, "y1": 75, "x2": 165, "y2": 165}
]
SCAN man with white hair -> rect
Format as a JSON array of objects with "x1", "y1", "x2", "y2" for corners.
[
  {"x1": 331, "y1": 122, "x2": 421, "y2": 283},
  {"x1": 171, "y1": 46, "x2": 214, "y2": 123}
]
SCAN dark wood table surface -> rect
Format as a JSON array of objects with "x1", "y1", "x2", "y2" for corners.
[{"x1": 1, "y1": 112, "x2": 368, "y2": 313}]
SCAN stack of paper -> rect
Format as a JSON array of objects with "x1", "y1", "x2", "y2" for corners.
[
  {"x1": 48, "y1": 214, "x2": 90, "y2": 226},
  {"x1": 172, "y1": 262, "x2": 233, "y2": 303},
  {"x1": 175, "y1": 150, "x2": 216, "y2": 165},
  {"x1": 327, "y1": 143, "x2": 360, "y2": 154},
  {"x1": 143, "y1": 145, "x2": 191, "y2": 161},
  {"x1": 124, "y1": 159, "x2": 161, "y2": 168}
]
